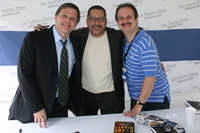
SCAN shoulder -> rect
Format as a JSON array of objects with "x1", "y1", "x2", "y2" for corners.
[
  {"x1": 106, "y1": 27, "x2": 124, "y2": 40},
  {"x1": 22, "y1": 27, "x2": 53, "y2": 50},
  {"x1": 26, "y1": 27, "x2": 53, "y2": 41},
  {"x1": 137, "y1": 29, "x2": 154, "y2": 45},
  {"x1": 135, "y1": 30, "x2": 157, "y2": 52},
  {"x1": 106, "y1": 27, "x2": 123, "y2": 35},
  {"x1": 71, "y1": 28, "x2": 89, "y2": 36},
  {"x1": 139, "y1": 29, "x2": 153, "y2": 41}
]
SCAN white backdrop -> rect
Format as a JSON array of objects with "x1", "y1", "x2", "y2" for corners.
[
  {"x1": 0, "y1": 0, "x2": 200, "y2": 101},
  {"x1": 1, "y1": 0, "x2": 200, "y2": 31}
]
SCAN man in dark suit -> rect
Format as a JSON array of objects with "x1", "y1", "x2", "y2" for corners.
[
  {"x1": 35, "y1": 5, "x2": 125, "y2": 115},
  {"x1": 72, "y1": 5, "x2": 125, "y2": 115},
  {"x1": 8, "y1": 3, "x2": 81, "y2": 128}
]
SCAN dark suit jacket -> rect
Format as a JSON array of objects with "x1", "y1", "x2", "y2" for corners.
[
  {"x1": 72, "y1": 27, "x2": 125, "y2": 112},
  {"x1": 8, "y1": 26, "x2": 81, "y2": 123}
]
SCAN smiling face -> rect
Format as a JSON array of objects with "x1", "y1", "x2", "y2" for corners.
[
  {"x1": 55, "y1": 7, "x2": 78, "y2": 39},
  {"x1": 117, "y1": 7, "x2": 138, "y2": 35},
  {"x1": 86, "y1": 9, "x2": 107, "y2": 37}
]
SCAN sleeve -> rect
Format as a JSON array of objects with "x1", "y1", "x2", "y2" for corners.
[
  {"x1": 140, "y1": 36, "x2": 159, "y2": 77},
  {"x1": 17, "y1": 32, "x2": 43, "y2": 114}
]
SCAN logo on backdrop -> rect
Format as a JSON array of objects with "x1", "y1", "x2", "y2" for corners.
[
  {"x1": 80, "y1": 10, "x2": 87, "y2": 18},
  {"x1": 1, "y1": 6, "x2": 27, "y2": 17},
  {"x1": 0, "y1": 25, "x2": 8, "y2": 30},
  {"x1": 192, "y1": 84, "x2": 200, "y2": 91},
  {"x1": 107, "y1": 20, "x2": 118, "y2": 28},
  {"x1": 21, "y1": 17, "x2": 54, "y2": 28},
  {"x1": 161, "y1": 18, "x2": 188, "y2": 29},
  {"x1": 112, "y1": 1, "x2": 134, "y2": 9},
  {"x1": 139, "y1": 9, "x2": 167, "y2": 20},
  {"x1": 112, "y1": 0, "x2": 144, "y2": 8},
  {"x1": 187, "y1": 61, "x2": 200, "y2": 65},
  {"x1": 179, "y1": 0, "x2": 200, "y2": 11},
  {"x1": 165, "y1": 63, "x2": 176, "y2": 72},
  {"x1": 170, "y1": 73, "x2": 197, "y2": 84},
  {"x1": 193, "y1": 61, "x2": 200, "y2": 65},
  {"x1": 0, "y1": 87, "x2": 16, "y2": 100},
  {"x1": 132, "y1": 0, "x2": 143, "y2": 5},
  {"x1": 40, "y1": 0, "x2": 73, "y2": 8}
]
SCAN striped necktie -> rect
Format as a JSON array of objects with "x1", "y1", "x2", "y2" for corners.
[{"x1": 58, "y1": 39, "x2": 69, "y2": 107}]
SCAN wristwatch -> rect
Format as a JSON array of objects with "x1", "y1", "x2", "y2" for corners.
[{"x1": 136, "y1": 100, "x2": 145, "y2": 105}]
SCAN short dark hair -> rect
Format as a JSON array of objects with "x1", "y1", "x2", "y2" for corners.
[
  {"x1": 87, "y1": 5, "x2": 106, "y2": 18},
  {"x1": 115, "y1": 3, "x2": 138, "y2": 21},
  {"x1": 55, "y1": 3, "x2": 80, "y2": 23}
]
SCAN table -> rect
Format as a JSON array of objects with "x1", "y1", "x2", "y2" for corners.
[{"x1": 2, "y1": 108, "x2": 200, "y2": 133}]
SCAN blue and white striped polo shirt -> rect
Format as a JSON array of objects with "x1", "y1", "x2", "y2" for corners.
[{"x1": 123, "y1": 27, "x2": 171, "y2": 103}]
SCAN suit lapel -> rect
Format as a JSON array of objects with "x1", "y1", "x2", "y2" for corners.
[
  {"x1": 70, "y1": 36, "x2": 78, "y2": 60},
  {"x1": 106, "y1": 28, "x2": 118, "y2": 81},
  {"x1": 79, "y1": 28, "x2": 89, "y2": 61}
]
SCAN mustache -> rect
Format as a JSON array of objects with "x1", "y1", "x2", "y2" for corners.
[
  {"x1": 92, "y1": 25, "x2": 102, "y2": 28},
  {"x1": 121, "y1": 22, "x2": 132, "y2": 26}
]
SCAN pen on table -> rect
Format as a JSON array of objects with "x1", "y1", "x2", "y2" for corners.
[
  {"x1": 19, "y1": 128, "x2": 22, "y2": 133},
  {"x1": 34, "y1": 25, "x2": 50, "y2": 28}
]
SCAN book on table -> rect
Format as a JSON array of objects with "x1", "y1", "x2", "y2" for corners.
[
  {"x1": 185, "y1": 100, "x2": 200, "y2": 113},
  {"x1": 114, "y1": 121, "x2": 134, "y2": 133}
]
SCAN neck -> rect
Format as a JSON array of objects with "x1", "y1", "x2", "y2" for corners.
[
  {"x1": 59, "y1": 33, "x2": 69, "y2": 40},
  {"x1": 89, "y1": 30, "x2": 106, "y2": 38}
]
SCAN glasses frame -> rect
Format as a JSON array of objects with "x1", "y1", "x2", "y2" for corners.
[{"x1": 88, "y1": 17, "x2": 106, "y2": 22}]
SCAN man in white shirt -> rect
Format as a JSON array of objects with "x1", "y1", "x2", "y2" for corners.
[{"x1": 73, "y1": 5, "x2": 125, "y2": 115}]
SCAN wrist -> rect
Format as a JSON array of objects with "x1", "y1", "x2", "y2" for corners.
[{"x1": 136, "y1": 100, "x2": 145, "y2": 106}]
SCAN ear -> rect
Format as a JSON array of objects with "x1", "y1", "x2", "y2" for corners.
[
  {"x1": 86, "y1": 18, "x2": 89, "y2": 26},
  {"x1": 136, "y1": 17, "x2": 138, "y2": 25},
  {"x1": 55, "y1": 16, "x2": 57, "y2": 24}
]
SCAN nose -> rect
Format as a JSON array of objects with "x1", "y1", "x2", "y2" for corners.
[
  {"x1": 122, "y1": 18, "x2": 128, "y2": 23},
  {"x1": 94, "y1": 18, "x2": 101, "y2": 24},
  {"x1": 64, "y1": 16, "x2": 70, "y2": 22}
]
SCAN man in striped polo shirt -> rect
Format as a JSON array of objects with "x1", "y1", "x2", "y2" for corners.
[{"x1": 115, "y1": 3, "x2": 171, "y2": 117}]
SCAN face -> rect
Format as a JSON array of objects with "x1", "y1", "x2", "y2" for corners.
[
  {"x1": 87, "y1": 9, "x2": 107, "y2": 37},
  {"x1": 117, "y1": 7, "x2": 138, "y2": 34},
  {"x1": 55, "y1": 7, "x2": 78, "y2": 39}
]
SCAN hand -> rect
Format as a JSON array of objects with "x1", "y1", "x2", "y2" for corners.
[
  {"x1": 123, "y1": 104, "x2": 143, "y2": 117},
  {"x1": 161, "y1": 63, "x2": 166, "y2": 73},
  {"x1": 34, "y1": 24, "x2": 48, "y2": 31},
  {"x1": 33, "y1": 108, "x2": 47, "y2": 128},
  {"x1": 78, "y1": 27, "x2": 85, "y2": 30}
]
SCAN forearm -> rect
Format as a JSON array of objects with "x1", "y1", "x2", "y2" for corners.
[
  {"x1": 138, "y1": 76, "x2": 156, "y2": 103},
  {"x1": 124, "y1": 76, "x2": 156, "y2": 117}
]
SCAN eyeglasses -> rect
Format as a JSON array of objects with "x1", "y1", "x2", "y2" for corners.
[{"x1": 88, "y1": 17, "x2": 106, "y2": 22}]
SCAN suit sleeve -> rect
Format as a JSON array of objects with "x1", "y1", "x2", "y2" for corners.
[{"x1": 17, "y1": 32, "x2": 43, "y2": 114}]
